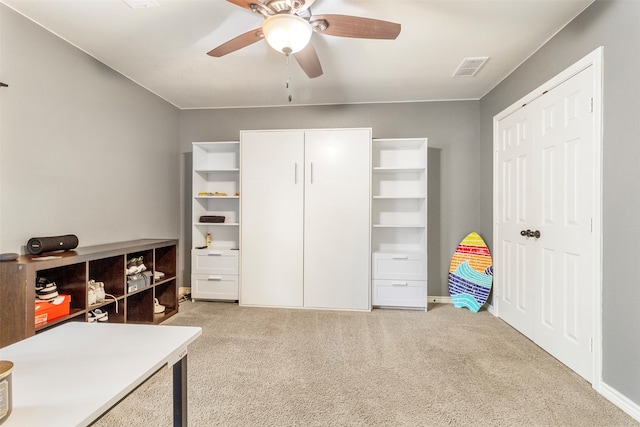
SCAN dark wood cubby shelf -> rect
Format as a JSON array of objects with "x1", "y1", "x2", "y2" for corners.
[{"x1": 0, "y1": 239, "x2": 178, "y2": 348}]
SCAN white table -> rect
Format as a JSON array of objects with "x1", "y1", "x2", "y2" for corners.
[{"x1": 0, "y1": 322, "x2": 202, "y2": 427}]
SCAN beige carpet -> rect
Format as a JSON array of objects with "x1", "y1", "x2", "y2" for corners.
[{"x1": 93, "y1": 301, "x2": 637, "y2": 426}]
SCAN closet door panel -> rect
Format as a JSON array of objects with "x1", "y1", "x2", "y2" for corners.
[
  {"x1": 303, "y1": 129, "x2": 371, "y2": 310},
  {"x1": 240, "y1": 131, "x2": 304, "y2": 307}
]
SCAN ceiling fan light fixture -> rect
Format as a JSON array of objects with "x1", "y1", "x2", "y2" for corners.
[{"x1": 262, "y1": 14, "x2": 312, "y2": 55}]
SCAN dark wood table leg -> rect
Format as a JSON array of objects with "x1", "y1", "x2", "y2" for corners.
[{"x1": 173, "y1": 354, "x2": 188, "y2": 426}]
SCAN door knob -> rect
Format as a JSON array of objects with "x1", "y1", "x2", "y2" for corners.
[{"x1": 521, "y1": 229, "x2": 541, "y2": 238}]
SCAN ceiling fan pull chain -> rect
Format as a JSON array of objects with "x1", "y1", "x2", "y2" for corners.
[{"x1": 285, "y1": 53, "x2": 293, "y2": 102}]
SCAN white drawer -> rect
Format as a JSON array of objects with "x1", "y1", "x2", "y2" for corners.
[
  {"x1": 192, "y1": 249, "x2": 239, "y2": 274},
  {"x1": 191, "y1": 274, "x2": 238, "y2": 301},
  {"x1": 372, "y1": 279, "x2": 426, "y2": 308},
  {"x1": 372, "y1": 252, "x2": 426, "y2": 280}
]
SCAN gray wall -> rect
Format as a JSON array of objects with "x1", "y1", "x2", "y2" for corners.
[
  {"x1": 479, "y1": 0, "x2": 640, "y2": 405},
  {"x1": 180, "y1": 101, "x2": 481, "y2": 297},
  {"x1": 0, "y1": 5, "x2": 181, "y2": 255}
]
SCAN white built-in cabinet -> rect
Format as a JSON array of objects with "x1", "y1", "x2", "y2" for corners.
[
  {"x1": 371, "y1": 138, "x2": 428, "y2": 309},
  {"x1": 191, "y1": 142, "x2": 240, "y2": 301},
  {"x1": 240, "y1": 129, "x2": 371, "y2": 310}
]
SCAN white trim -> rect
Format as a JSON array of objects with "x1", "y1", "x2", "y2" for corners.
[
  {"x1": 599, "y1": 382, "x2": 640, "y2": 423},
  {"x1": 428, "y1": 296, "x2": 452, "y2": 304},
  {"x1": 493, "y1": 48, "x2": 603, "y2": 391}
]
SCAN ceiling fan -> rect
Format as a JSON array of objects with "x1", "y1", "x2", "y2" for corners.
[{"x1": 207, "y1": 0, "x2": 401, "y2": 79}]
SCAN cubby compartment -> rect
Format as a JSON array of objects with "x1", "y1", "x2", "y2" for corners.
[
  {"x1": 88, "y1": 255, "x2": 125, "y2": 299},
  {"x1": 193, "y1": 226, "x2": 239, "y2": 250},
  {"x1": 193, "y1": 196, "x2": 239, "y2": 225},
  {"x1": 193, "y1": 141, "x2": 239, "y2": 171},
  {"x1": 372, "y1": 227, "x2": 427, "y2": 253},
  {"x1": 194, "y1": 171, "x2": 239, "y2": 196},
  {"x1": 155, "y1": 245, "x2": 177, "y2": 281},
  {"x1": 125, "y1": 249, "x2": 153, "y2": 276},
  {"x1": 154, "y1": 280, "x2": 178, "y2": 323},
  {"x1": 126, "y1": 288, "x2": 154, "y2": 323},
  {"x1": 87, "y1": 298, "x2": 124, "y2": 324},
  {"x1": 372, "y1": 138, "x2": 427, "y2": 169},
  {"x1": 372, "y1": 198, "x2": 426, "y2": 227},
  {"x1": 372, "y1": 170, "x2": 426, "y2": 198},
  {"x1": 38, "y1": 262, "x2": 87, "y2": 312}
]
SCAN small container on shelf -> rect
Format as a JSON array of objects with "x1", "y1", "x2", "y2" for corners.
[{"x1": 200, "y1": 215, "x2": 225, "y2": 223}]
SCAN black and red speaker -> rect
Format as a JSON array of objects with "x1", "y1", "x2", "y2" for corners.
[{"x1": 27, "y1": 234, "x2": 79, "y2": 255}]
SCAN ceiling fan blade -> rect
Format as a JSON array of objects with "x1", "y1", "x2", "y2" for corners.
[
  {"x1": 311, "y1": 14, "x2": 401, "y2": 40},
  {"x1": 293, "y1": 43, "x2": 323, "y2": 78},
  {"x1": 207, "y1": 28, "x2": 264, "y2": 57},
  {"x1": 225, "y1": 0, "x2": 256, "y2": 12},
  {"x1": 226, "y1": 0, "x2": 274, "y2": 15}
]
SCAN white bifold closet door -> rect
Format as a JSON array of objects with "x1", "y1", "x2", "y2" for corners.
[
  {"x1": 240, "y1": 129, "x2": 371, "y2": 310},
  {"x1": 495, "y1": 64, "x2": 596, "y2": 382}
]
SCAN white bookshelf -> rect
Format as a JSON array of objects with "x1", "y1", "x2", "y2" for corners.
[{"x1": 371, "y1": 138, "x2": 428, "y2": 309}]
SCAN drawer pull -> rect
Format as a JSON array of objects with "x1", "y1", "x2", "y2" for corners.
[
  {"x1": 207, "y1": 276, "x2": 223, "y2": 281},
  {"x1": 207, "y1": 252, "x2": 222, "y2": 256},
  {"x1": 391, "y1": 255, "x2": 408, "y2": 260},
  {"x1": 391, "y1": 282, "x2": 409, "y2": 286}
]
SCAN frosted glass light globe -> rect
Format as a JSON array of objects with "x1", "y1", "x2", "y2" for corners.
[{"x1": 262, "y1": 14, "x2": 312, "y2": 54}]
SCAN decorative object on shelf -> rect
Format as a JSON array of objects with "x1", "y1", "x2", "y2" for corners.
[
  {"x1": 197, "y1": 191, "x2": 229, "y2": 197},
  {"x1": 0, "y1": 360, "x2": 13, "y2": 424},
  {"x1": 0, "y1": 252, "x2": 19, "y2": 261},
  {"x1": 35, "y1": 277, "x2": 59, "y2": 301},
  {"x1": 26, "y1": 234, "x2": 78, "y2": 255},
  {"x1": 448, "y1": 232, "x2": 493, "y2": 313},
  {"x1": 35, "y1": 294, "x2": 71, "y2": 327},
  {"x1": 200, "y1": 215, "x2": 225, "y2": 223}
]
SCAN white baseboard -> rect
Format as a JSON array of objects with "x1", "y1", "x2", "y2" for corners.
[
  {"x1": 428, "y1": 296, "x2": 496, "y2": 316},
  {"x1": 599, "y1": 381, "x2": 640, "y2": 422},
  {"x1": 428, "y1": 296, "x2": 452, "y2": 304}
]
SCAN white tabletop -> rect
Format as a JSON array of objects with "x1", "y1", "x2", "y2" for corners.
[{"x1": 0, "y1": 322, "x2": 202, "y2": 427}]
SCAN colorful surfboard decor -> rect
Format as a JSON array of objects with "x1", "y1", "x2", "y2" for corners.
[{"x1": 448, "y1": 232, "x2": 493, "y2": 313}]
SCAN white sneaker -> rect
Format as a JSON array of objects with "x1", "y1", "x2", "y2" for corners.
[{"x1": 153, "y1": 298, "x2": 165, "y2": 314}]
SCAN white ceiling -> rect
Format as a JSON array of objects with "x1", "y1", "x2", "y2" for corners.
[{"x1": 1, "y1": 0, "x2": 593, "y2": 109}]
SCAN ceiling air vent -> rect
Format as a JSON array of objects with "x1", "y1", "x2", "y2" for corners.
[{"x1": 452, "y1": 57, "x2": 489, "y2": 78}]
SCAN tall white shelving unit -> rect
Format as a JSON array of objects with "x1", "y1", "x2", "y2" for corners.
[
  {"x1": 371, "y1": 138, "x2": 428, "y2": 309},
  {"x1": 191, "y1": 141, "x2": 240, "y2": 301}
]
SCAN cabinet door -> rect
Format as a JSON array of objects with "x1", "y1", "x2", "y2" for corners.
[
  {"x1": 240, "y1": 131, "x2": 304, "y2": 307},
  {"x1": 303, "y1": 129, "x2": 371, "y2": 310}
]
